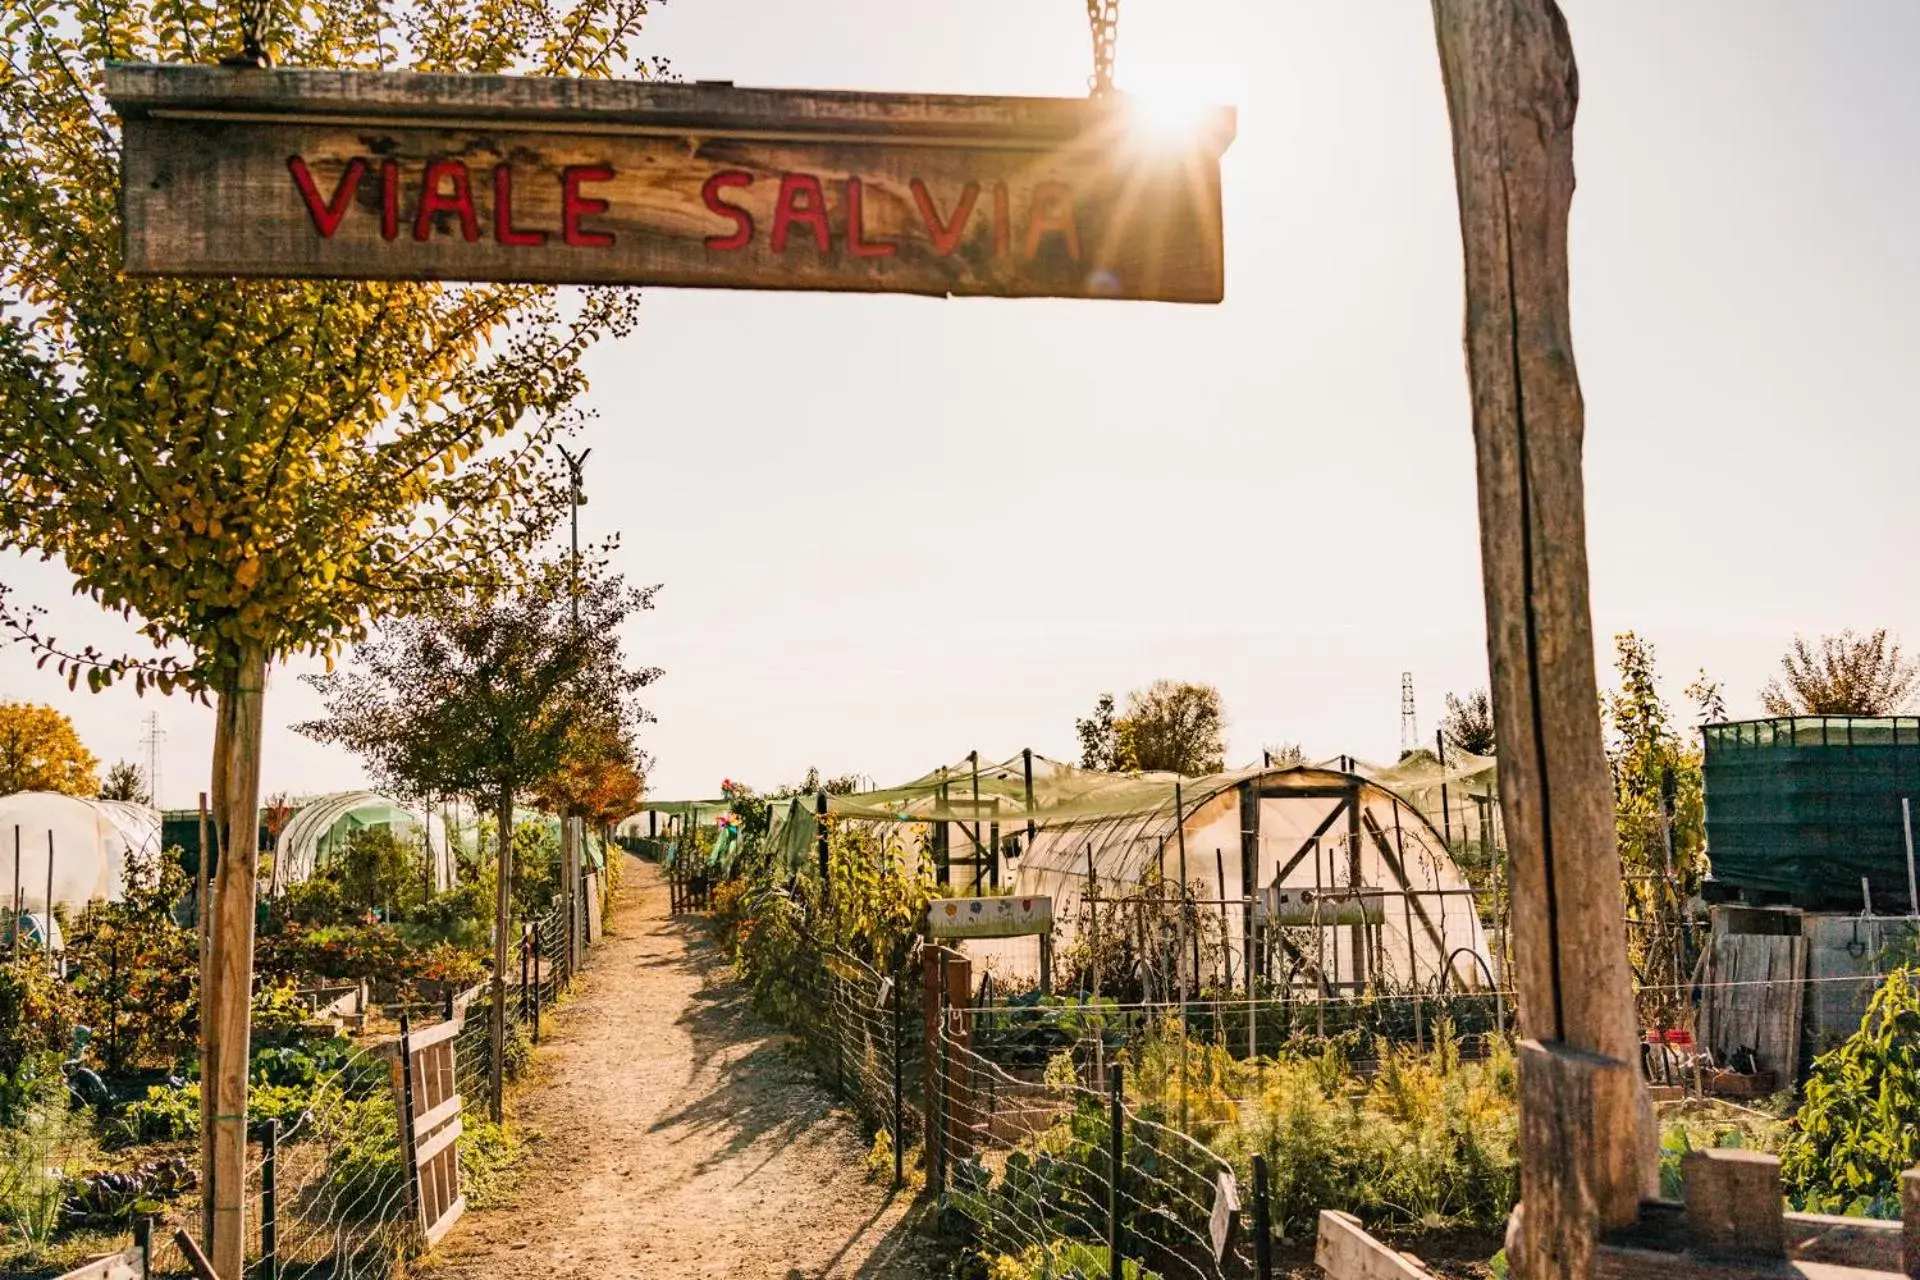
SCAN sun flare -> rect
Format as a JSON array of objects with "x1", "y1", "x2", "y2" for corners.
[{"x1": 1123, "y1": 90, "x2": 1218, "y2": 148}]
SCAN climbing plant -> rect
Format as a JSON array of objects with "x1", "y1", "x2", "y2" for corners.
[{"x1": 1780, "y1": 967, "x2": 1920, "y2": 1216}]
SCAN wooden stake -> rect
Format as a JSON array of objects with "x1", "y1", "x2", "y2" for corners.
[
  {"x1": 1430, "y1": 0, "x2": 1656, "y2": 1270},
  {"x1": 204, "y1": 640, "x2": 266, "y2": 1280}
]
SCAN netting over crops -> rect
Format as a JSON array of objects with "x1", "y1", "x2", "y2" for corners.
[{"x1": 647, "y1": 754, "x2": 1498, "y2": 994}]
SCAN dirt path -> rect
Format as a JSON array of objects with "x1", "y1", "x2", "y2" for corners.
[{"x1": 421, "y1": 858, "x2": 935, "y2": 1280}]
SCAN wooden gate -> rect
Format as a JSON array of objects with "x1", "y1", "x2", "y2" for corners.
[{"x1": 395, "y1": 1017, "x2": 466, "y2": 1248}]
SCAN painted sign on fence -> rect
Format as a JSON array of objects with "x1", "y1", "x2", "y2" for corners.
[
  {"x1": 926, "y1": 895, "x2": 1052, "y2": 939},
  {"x1": 107, "y1": 65, "x2": 1235, "y2": 303}
]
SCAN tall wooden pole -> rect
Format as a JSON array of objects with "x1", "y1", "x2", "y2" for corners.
[
  {"x1": 1430, "y1": 3, "x2": 1656, "y2": 1275},
  {"x1": 204, "y1": 640, "x2": 266, "y2": 1280}
]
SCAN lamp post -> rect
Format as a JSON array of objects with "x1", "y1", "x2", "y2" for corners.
[
  {"x1": 556, "y1": 445, "x2": 591, "y2": 627},
  {"x1": 554, "y1": 444, "x2": 590, "y2": 973}
]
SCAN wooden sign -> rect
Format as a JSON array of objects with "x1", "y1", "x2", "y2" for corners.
[
  {"x1": 107, "y1": 65, "x2": 1235, "y2": 302},
  {"x1": 927, "y1": 895, "x2": 1052, "y2": 939}
]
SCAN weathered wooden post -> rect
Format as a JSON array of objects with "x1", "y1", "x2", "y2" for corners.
[
  {"x1": 923, "y1": 946, "x2": 942, "y2": 1168},
  {"x1": 944, "y1": 951, "x2": 973, "y2": 1161},
  {"x1": 205, "y1": 642, "x2": 267, "y2": 1280},
  {"x1": 1429, "y1": 2, "x2": 1658, "y2": 1276}
]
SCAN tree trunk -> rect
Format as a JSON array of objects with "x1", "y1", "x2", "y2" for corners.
[
  {"x1": 491, "y1": 787, "x2": 513, "y2": 1123},
  {"x1": 1430, "y1": 2, "x2": 1657, "y2": 1274},
  {"x1": 562, "y1": 812, "x2": 581, "y2": 971},
  {"x1": 203, "y1": 640, "x2": 266, "y2": 1280}
]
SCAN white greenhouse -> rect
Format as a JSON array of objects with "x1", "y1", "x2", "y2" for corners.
[
  {"x1": 0, "y1": 791, "x2": 162, "y2": 919},
  {"x1": 269, "y1": 791, "x2": 454, "y2": 895}
]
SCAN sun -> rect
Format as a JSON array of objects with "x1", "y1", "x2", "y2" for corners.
[
  {"x1": 1113, "y1": 53, "x2": 1228, "y2": 150},
  {"x1": 1123, "y1": 90, "x2": 1218, "y2": 148}
]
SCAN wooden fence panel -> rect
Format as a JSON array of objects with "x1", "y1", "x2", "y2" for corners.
[{"x1": 395, "y1": 1016, "x2": 467, "y2": 1248}]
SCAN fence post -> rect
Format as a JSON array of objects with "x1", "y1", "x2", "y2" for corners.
[
  {"x1": 936, "y1": 951, "x2": 950, "y2": 1193},
  {"x1": 1108, "y1": 1062, "x2": 1124, "y2": 1280},
  {"x1": 892, "y1": 953, "x2": 905, "y2": 1190},
  {"x1": 923, "y1": 947, "x2": 941, "y2": 1177},
  {"x1": 519, "y1": 923, "x2": 530, "y2": 1025},
  {"x1": 944, "y1": 952, "x2": 973, "y2": 1162},
  {"x1": 134, "y1": 1216, "x2": 152, "y2": 1279},
  {"x1": 397, "y1": 1015, "x2": 422, "y2": 1234},
  {"x1": 816, "y1": 791, "x2": 830, "y2": 906},
  {"x1": 1251, "y1": 1153, "x2": 1272, "y2": 1280},
  {"x1": 532, "y1": 927, "x2": 543, "y2": 1044},
  {"x1": 261, "y1": 1117, "x2": 279, "y2": 1280}
]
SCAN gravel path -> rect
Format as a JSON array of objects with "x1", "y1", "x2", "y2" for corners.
[{"x1": 420, "y1": 858, "x2": 936, "y2": 1279}]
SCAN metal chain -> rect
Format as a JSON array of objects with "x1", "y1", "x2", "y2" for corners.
[{"x1": 1086, "y1": 0, "x2": 1120, "y2": 97}]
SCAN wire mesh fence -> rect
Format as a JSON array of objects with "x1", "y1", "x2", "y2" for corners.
[{"x1": 16, "y1": 878, "x2": 606, "y2": 1280}]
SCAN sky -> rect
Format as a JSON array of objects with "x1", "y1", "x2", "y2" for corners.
[{"x1": 3, "y1": 0, "x2": 1918, "y2": 808}]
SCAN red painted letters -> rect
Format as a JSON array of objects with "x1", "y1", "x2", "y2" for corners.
[
  {"x1": 1022, "y1": 182, "x2": 1080, "y2": 261},
  {"x1": 414, "y1": 159, "x2": 480, "y2": 242},
  {"x1": 911, "y1": 179, "x2": 977, "y2": 257},
  {"x1": 845, "y1": 179, "x2": 894, "y2": 258},
  {"x1": 379, "y1": 160, "x2": 400, "y2": 241},
  {"x1": 285, "y1": 155, "x2": 1077, "y2": 270},
  {"x1": 771, "y1": 173, "x2": 830, "y2": 254},
  {"x1": 288, "y1": 156, "x2": 365, "y2": 239},
  {"x1": 562, "y1": 165, "x2": 616, "y2": 247},
  {"x1": 702, "y1": 171, "x2": 754, "y2": 251},
  {"x1": 493, "y1": 165, "x2": 547, "y2": 246}
]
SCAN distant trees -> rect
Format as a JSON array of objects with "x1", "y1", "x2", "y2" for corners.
[
  {"x1": 1075, "y1": 681, "x2": 1227, "y2": 776},
  {"x1": 531, "y1": 712, "x2": 649, "y2": 831},
  {"x1": 98, "y1": 760, "x2": 150, "y2": 804},
  {"x1": 1760, "y1": 629, "x2": 1918, "y2": 717},
  {"x1": 1076, "y1": 694, "x2": 1122, "y2": 771},
  {"x1": 0, "y1": 702, "x2": 98, "y2": 796},
  {"x1": 297, "y1": 558, "x2": 659, "y2": 1119},
  {"x1": 1441, "y1": 689, "x2": 1497, "y2": 756}
]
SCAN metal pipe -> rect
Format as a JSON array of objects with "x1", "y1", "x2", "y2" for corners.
[
  {"x1": 1107, "y1": 1063, "x2": 1124, "y2": 1280},
  {"x1": 1022, "y1": 747, "x2": 1036, "y2": 848},
  {"x1": 1905, "y1": 797, "x2": 1917, "y2": 918},
  {"x1": 45, "y1": 831, "x2": 54, "y2": 964},
  {"x1": 1215, "y1": 848, "x2": 1232, "y2": 991}
]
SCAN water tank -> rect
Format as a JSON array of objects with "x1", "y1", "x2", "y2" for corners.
[{"x1": 1702, "y1": 717, "x2": 1920, "y2": 910}]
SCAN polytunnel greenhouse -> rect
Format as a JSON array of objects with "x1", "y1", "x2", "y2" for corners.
[
  {"x1": 669, "y1": 752, "x2": 1499, "y2": 995},
  {"x1": 0, "y1": 791, "x2": 161, "y2": 919},
  {"x1": 269, "y1": 791, "x2": 453, "y2": 894}
]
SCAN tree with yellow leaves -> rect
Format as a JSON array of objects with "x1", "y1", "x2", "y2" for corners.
[
  {"x1": 0, "y1": 0, "x2": 665, "y2": 1268},
  {"x1": 0, "y1": 701, "x2": 99, "y2": 796}
]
